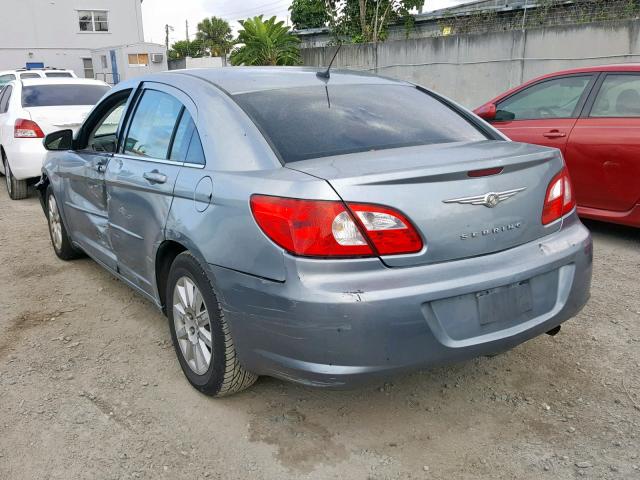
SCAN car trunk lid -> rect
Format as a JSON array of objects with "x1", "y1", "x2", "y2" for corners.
[
  {"x1": 287, "y1": 140, "x2": 565, "y2": 267},
  {"x1": 25, "y1": 106, "x2": 92, "y2": 135}
]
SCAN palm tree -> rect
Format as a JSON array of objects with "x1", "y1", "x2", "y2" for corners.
[
  {"x1": 196, "y1": 16, "x2": 233, "y2": 57},
  {"x1": 230, "y1": 16, "x2": 301, "y2": 66}
]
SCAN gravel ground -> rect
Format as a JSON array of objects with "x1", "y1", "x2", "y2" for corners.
[{"x1": 0, "y1": 186, "x2": 638, "y2": 480}]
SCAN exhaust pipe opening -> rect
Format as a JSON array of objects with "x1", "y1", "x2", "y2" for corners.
[{"x1": 546, "y1": 325, "x2": 561, "y2": 336}]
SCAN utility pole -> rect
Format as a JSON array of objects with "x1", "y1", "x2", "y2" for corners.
[
  {"x1": 164, "y1": 23, "x2": 174, "y2": 52},
  {"x1": 186, "y1": 20, "x2": 190, "y2": 57}
]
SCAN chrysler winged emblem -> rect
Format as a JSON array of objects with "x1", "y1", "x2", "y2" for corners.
[{"x1": 443, "y1": 187, "x2": 526, "y2": 208}]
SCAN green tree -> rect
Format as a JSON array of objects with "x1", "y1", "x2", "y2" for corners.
[
  {"x1": 168, "y1": 39, "x2": 205, "y2": 60},
  {"x1": 196, "y1": 16, "x2": 233, "y2": 56},
  {"x1": 229, "y1": 16, "x2": 301, "y2": 66},
  {"x1": 329, "y1": 0, "x2": 425, "y2": 43},
  {"x1": 289, "y1": 0, "x2": 330, "y2": 30}
]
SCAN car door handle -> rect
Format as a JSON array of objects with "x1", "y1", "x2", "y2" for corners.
[
  {"x1": 143, "y1": 171, "x2": 167, "y2": 184},
  {"x1": 543, "y1": 130, "x2": 567, "y2": 139}
]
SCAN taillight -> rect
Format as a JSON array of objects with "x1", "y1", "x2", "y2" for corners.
[
  {"x1": 542, "y1": 168, "x2": 576, "y2": 225},
  {"x1": 250, "y1": 195, "x2": 423, "y2": 258},
  {"x1": 14, "y1": 118, "x2": 44, "y2": 138}
]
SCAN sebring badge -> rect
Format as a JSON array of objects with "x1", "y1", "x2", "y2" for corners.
[{"x1": 443, "y1": 187, "x2": 526, "y2": 208}]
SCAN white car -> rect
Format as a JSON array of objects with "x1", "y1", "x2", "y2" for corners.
[
  {"x1": 0, "y1": 78, "x2": 110, "y2": 199},
  {"x1": 0, "y1": 68, "x2": 77, "y2": 87}
]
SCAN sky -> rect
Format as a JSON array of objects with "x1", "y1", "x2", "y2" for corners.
[{"x1": 141, "y1": 0, "x2": 469, "y2": 46}]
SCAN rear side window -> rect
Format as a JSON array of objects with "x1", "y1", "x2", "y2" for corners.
[
  {"x1": 234, "y1": 84, "x2": 487, "y2": 163},
  {"x1": 496, "y1": 76, "x2": 592, "y2": 121},
  {"x1": 169, "y1": 110, "x2": 206, "y2": 165},
  {"x1": 20, "y1": 73, "x2": 41, "y2": 79},
  {"x1": 0, "y1": 74, "x2": 15, "y2": 85},
  {"x1": 124, "y1": 89, "x2": 183, "y2": 159},
  {"x1": 590, "y1": 74, "x2": 640, "y2": 118},
  {"x1": 22, "y1": 84, "x2": 109, "y2": 107},
  {"x1": 45, "y1": 72, "x2": 73, "y2": 78}
]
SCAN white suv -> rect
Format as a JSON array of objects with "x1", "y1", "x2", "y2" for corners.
[
  {"x1": 0, "y1": 78, "x2": 110, "y2": 199},
  {"x1": 0, "y1": 68, "x2": 78, "y2": 86}
]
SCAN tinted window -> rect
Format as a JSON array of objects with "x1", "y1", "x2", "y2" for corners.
[
  {"x1": 185, "y1": 131, "x2": 206, "y2": 165},
  {"x1": 496, "y1": 76, "x2": 591, "y2": 121},
  {"x1": 20, "y1": 73, "x2": 41, "y2": 79},
  {"x1": 167, "y1": 111, "x2": 206, "y2": 165},
  {"x1": 0, "y1": 74, "x2": 15, "y2": 85},
  {"x1": 169, "y1": 110, "x2": 195, "y2": 161},
  {"x1": 234, "y1": 85, "x2": 486, "y2": 163},
  {"x1": 124, "y1": 90, "x2": 183, "y2": 159},
  {"x1": 22, "y1": 84, "x2": 109, "y2": 107},
  {"x1": 0, "y1": 86, "x2": 13, "y2": 113},
  {"x1": 45, "y1": 72, "x2": 73, "y2": 78},
  {"x1": 590, "y1": 74, "x2": 640, "y2": 118}
]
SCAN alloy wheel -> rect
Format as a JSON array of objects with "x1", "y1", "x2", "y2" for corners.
[
  {"x1": 48, "y1": 194, "x2": 63, "y2": 251},
  {"x1": 173, "y1": 276, "x2": 213, "y2": 375}
]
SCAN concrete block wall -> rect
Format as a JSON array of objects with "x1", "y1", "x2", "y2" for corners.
[{"x1": 301, "y1": 20, "x2": 640, "y2": 108}]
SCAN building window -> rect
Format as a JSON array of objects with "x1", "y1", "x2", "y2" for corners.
[
  {"x1": 101, "y1": 55, "x2": 108, "y2": 69},
  {"x1": 83, "y1": 58, "x2": 95, "y2": 79},
  {"x1": 79, "y1": 10, "x2": 109, "y2": 32},
  {"x1": 128, "y1": 54, "x2": 149, "y2": 67}
]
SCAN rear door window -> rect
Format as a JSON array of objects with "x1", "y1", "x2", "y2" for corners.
[
  {"x1": 20, "y1": 72, "x2": 41, "y2": 79},
  {"x1": 590, "y1": 74, "x2": 640, "y2": 118},
  {"x1": 124, "y1": 89, "x2": 183, "y2": 159},
  {"x1": 496, "y1": 76, "x2": 592, "y2": 121},
  {"x1": 22, "y1": 84, "x2": 109, "y2": 107},
  {"x1": 233, "y1": 84, "x2": 487, "y2": 163}
]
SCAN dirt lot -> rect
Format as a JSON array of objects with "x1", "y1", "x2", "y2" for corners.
[{"x1": 0, "y1": 186, "x2": 638, "y2": 480}]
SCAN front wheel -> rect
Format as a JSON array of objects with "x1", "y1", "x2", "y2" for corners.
[
  {"x1": 47, "y1": 187, "x2": 83, "y2": 260},
  {"x1": 167, "y1": 252, "x2": 257, "y2": 397},
  {"x1": 4, "y1": 157, "x2": 28, "y2": 200}
]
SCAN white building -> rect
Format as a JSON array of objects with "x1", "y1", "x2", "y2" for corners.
[
  {"x1": 91, "y1": 42, "x2": 167, "y2": 84},
  {"x1": 0, "y1": 0, "x2": 153, "y2": 81}
]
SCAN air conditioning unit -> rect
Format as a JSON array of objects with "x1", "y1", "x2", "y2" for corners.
[{"x1": 151, "y1": 53, "x2": 164, "y2": 63}]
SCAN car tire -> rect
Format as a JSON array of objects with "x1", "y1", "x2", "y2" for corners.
[
  {"x1": 4, "y1": 156, "x2": 28, "y2": 200},
  {"x1": 46, "y1": 186, "x2": 83, "y2": 260},
  {"x1": 167, "y1": 252, "x2": 257, "y2": 397}
]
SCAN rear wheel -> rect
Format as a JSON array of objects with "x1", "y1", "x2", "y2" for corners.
[
  {"x1": 4, "y1": 156, "x2": 28, "y2": 200},
  {"x1": 167, "y1": 252, "x2": 257, "y2": 397},
  {"x1": 46, "y1": 186, "x2": 82, "y2": 260}
]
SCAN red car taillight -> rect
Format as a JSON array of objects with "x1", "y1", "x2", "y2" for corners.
[
  {"x1": 250, "y1": 195, "x2": 423, "y2": 258},
  {"x1": 542, "y1": 168, "x2": 576, "y2": 225},
  {"x1": 14, "y1": 118, "x2": 44, "y2": 138}
]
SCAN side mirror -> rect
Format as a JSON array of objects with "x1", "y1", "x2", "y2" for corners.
[
  {"x1": 44, "y1": 129, "x2": 73, "y2": 151},
  {"x1": 475, "y1": 103, "x2": 497, "y2": 121}
]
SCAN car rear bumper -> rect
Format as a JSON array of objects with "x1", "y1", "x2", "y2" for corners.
[
  {"x1": 578, "y1": 204, "x2": 640, "y2": 228},
  {"x1": 6, "y1": 139, "x2": 46, "y2": 180},
  {"x1": 211, "y1": 214, "x2": 592, "y2": 387}
]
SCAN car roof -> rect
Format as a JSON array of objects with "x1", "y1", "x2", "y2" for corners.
[
  {"x1": 167, "y1": 66, "x2": 410, "y2": 95},
  {"x1": 544, "y1": 63, "x2": 640, "y2": 75},
  {"x1": 20, "y1": 78, "x2": 109, "y2": 87},
  {"x1": 0, "y1": 68, "x2": 74, "y2": 75}
]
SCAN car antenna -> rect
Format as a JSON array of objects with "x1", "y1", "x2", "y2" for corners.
[{"x1": 316, "y1": 43, "x2": 342, "y2": 80}]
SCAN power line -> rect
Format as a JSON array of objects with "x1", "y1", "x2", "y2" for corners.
[{"x1": 214, "y1": 0, "x2": 290, "y2": 18}]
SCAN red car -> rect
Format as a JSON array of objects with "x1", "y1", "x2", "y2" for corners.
[{"x1": 475, "y1": 64, "x2": 640, "y2": 227}]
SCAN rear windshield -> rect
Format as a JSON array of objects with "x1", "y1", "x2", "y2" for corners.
[
  {"x1": 22, "y1": 84, "x2": 109, "y2": 107},
  {"x1": 45, "y1": 72, "x2": 73, "y2": 78},
  {"x1": 234, "y1": 84, "x2": 487, "y2": 163},
  {"x1": 0, "y1": 74, "x2": 16, "y2": 85}
]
